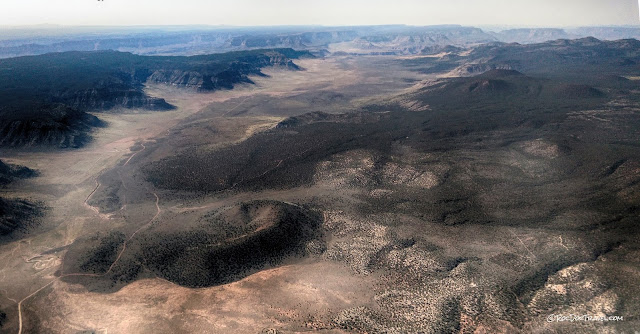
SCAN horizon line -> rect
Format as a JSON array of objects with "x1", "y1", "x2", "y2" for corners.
[{"x1": 2, "y1": 23, "x2": 640, "y2": 29}]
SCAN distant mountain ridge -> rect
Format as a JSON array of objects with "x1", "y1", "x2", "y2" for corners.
[
  {"x1": 2, "y1": 25, "x2": 640, "y2": 58},
  {"x1": 462, "y1": 37, "x2": 640, "y2": 80},
  {"x1": 400, "y1": 37, "x2": 640, "y2": 83}
]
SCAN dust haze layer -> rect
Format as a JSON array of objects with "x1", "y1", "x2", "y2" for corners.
[{"x1": 1, "y1": 0, "x2": 638, "y2": 26}]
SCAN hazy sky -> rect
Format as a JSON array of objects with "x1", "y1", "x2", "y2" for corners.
[{"x1": 1, "y1": 0, "x2": 639, "y2": 27}]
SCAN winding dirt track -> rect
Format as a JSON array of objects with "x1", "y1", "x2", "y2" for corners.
[
  {"x1": 82, "y1": 170, "x2": 108, "y2": 218},
  {"x1": 12, "y1": 81, "x2": 266, "y2": 333},
  {"x1": 123, "y1": 143, "x2": 146, "y2": 167},
  {"x1": 17, "y1": 178, "x2": 162, "y2": 334}
]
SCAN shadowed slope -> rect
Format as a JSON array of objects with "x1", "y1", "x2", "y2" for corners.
[
  {"x1": 0, "y1": 160, "x2": 37, "y2": 186},
  {"x1": 0, "y1": 161, "x2": 42, "y2": 242},
  {"x1": 61, "y1": 201, "x2": 322, "y2": 292}
]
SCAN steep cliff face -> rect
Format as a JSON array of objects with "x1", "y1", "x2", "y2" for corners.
[
  {"x1": 0, "y1": 104, "x2": 104, "y2": 148},
  {"x1": 146, "y1": 51, "x2": 303, "y2": 90},
  {"x1": 147, "y1": 70, "x2": 207, "y2": 88},
  {"x1": 146, "y1": 69, "x2": 254, "y2": 90},
  {"x1": 60, "y1": 87, "x2": 174, "y2": 111}
]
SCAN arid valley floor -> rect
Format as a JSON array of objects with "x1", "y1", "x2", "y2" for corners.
[{"x1": 1, "y1": 45, "x2": 640, "y2": 334}]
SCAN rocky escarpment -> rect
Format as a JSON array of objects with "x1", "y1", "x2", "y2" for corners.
[
  {"x1": 1, "y1": 49, "x2": 309, "y2": 107},
  {"x1": 0, "y1": 49, "x2": 309, "y2": 147},
  {"x1": 0, "y1": 104, "x2": 104, "y2": 148},
  {"x1": 147, "y1": 51, "x2": 302, "y2": 90},
  {"x1": 59, "y1": 87, "x2": 173, "y2": 112},
  {"x1": 147, "y1": 68, "x2": 257, "y2": 90}
]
